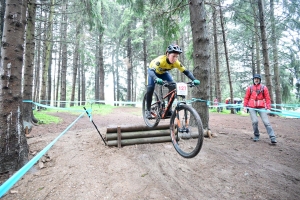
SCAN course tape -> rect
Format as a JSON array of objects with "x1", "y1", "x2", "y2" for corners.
[
  {"x1": 0, "y1": 112, "x2": 85, "y2": 198},
  {"x1": 23, "y1": 100, "x2": 86, "y2": 113},
  {"x1": 23, "y1": 99, "x2": 300, "y2": 118},
  {"x1": 188, "y1": 98, "x2": 299, "y2": 118}
]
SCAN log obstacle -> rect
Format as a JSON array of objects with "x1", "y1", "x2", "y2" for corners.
[{"x1": 106, "y1": 124, "x2": 171, "y2": 147}]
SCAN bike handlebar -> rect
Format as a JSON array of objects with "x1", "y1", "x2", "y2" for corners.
[{"x1": 159, "y1": 81, "x2": 195, "y2": 87}]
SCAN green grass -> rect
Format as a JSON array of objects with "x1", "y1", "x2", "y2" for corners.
[
  {"x1": 33, "y1": 110, "x2": 62, "y2": 124},
  {"x1": 33, "y1": 104, "x2": 115, "y2": 124},
  {"x1": 209, "y1": 107, "x2": 249, "y2": 116}
]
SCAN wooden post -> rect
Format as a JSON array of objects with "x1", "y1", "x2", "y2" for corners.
[{"x1": 117, "y1": 126, "x2": 121, "y2": 148}]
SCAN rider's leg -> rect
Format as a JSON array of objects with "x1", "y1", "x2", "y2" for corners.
[
  {"x1": 146, "y1": 85, "x2": 155, "y2": 111},
  {"x1": 146, "y1": 74, "x2": 155, "y2": 111}
]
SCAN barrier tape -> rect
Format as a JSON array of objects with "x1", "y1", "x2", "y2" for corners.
[
  {"x1": 0, "y1": 112, "x2": 85, "y2": 198},
  {"x1": 23, "y1": 99, "x2": 300, "y2": 118}
]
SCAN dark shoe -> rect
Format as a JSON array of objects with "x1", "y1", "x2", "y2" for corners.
[
  {"x1": 166, "y1": 110, "x2": 173, "y2": 117},
  {"x1": 145, "y1": 110, "x2": 151, "y2": 119},
  {"x1": 271, "y1": 137, "x2": 277, "y2": 144},
  {"x1": 253, "y1": 135, "x2": 259, "y2": 142}
]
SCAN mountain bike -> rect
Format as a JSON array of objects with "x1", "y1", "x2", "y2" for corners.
[{"x1": 142, "y1": 81, "x2": 204, "y2": 158}]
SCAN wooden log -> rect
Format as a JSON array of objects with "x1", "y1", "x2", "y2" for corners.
[
  {"x1": 106, "y1": 124, "x2": 169, "y2": 133},
  {"x1": 106, "y1": 129, "x2": 170, "y2": 141},
  {"x1": 107, "y1": 136, "x2": 171, "y2": 146},
  {"x1": 117, "y1": 126, "x2": 121, "y2": 148}
]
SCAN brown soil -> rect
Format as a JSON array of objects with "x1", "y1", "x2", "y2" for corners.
[{"x1": 1, "y1": 106, "x2": 300, "y2": 200}]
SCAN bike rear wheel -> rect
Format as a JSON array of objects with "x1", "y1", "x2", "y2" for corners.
[
  {"x1": 142, "y1": 91, "x2": 161, "y2": 128},
  {"x1": 170, "y1": 104, "x2": 204, "y2": 158}
]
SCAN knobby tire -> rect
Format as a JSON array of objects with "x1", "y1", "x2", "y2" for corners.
[{"x1": 170, "y1": 104, "x2": 204, "y2": 158}]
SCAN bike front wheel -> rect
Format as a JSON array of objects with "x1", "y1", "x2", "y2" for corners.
[
  {"x1": 142, "y1": 91, "x2": 161, "y2": 128},
  {"x1": 170, "y1": 104, "x2": 204, "y2": 158}
]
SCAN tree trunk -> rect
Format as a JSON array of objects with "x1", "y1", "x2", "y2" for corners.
[
  {"x1": 126, "y1": 37, "x2": 132, "y2": 102},
  {"x1": 70, "y1": 22, "x2": 81, "y2": 107},
  {"x1": 0, "y1": 0, "x2": 6, "y2": 56},
  {"x1": 270, "y1": 0, "x2": 281, "y2": 109},
  {"x1": 116, "y1": 41, "x2": 120, "y2": 106},
  {"x1": 99, "y1": 32, "x2": 105, "y2": 104},
  {"x1": 258, "y1": 0, "x2": 273, "y2": 103},
  {"x1": 251, "y1": 0, "x2": 261, "y2": 74},
  {"x1": 0, "y1": 0, "x2": 28, "y2": 173},
  {"x1": 81, "y1": 60, "x2": 86, "y2": 106},
  {"x1": 188, "y1": 0, "x2": 210, "y2": 130},
  {"x1": 212, "y1": 6, "x2": 222, "y2": 104},
  {"x1": 95, "y1": 36, "x2": 100, "y2": 103},
  {"x1": 219, "y1": 0, "x2": 234, "y2": 114},
  {"x1": 23, "y1": 0, "x2": 37, "y2": 125},
  {"x1": 251, "y1": 35, "x2": 255, "y2": 75},
  {"x1": 143, "y1": 19, "x2": 147, "y2": 90},
  {"x1": 77, "y1": 56, "x2": 81, "y2": 106},
  {"x1": 60, "y1": 0, "x2": 68, "y2": 108},
  {"x1": 34, "y1": 6, "x2": 42, "y2": 104},
  {"x1": 41, "y1": 1, "x2": 54, "y2": 106},
  {"x1": 112, "y1": 49, "x2": 116, "y2": 105},
  {"x1": 55, "y1": 17, "x2": 63, "y2": 107}
]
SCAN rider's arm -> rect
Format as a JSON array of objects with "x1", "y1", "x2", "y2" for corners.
[
  {"x1": 148, "y1": 68, "x2": 159, "y2": 80},
  {"x1": 183, "y1": 70, "x2": 196, "y2": 81}
]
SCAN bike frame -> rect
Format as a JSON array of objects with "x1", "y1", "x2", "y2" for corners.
[{"x1": 155, "y1": 83, "x2": 188, "y2": 119}]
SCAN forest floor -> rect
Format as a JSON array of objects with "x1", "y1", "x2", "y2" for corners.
[{"x1": 0, "y1": 106, "x2": 300, "y2": 200}]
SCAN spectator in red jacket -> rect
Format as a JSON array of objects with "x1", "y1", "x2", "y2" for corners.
[{"x1": 243, "y1": 74, "x2": 277, "y2": 144}]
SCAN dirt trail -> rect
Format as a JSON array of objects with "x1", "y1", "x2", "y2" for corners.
[{"x1": 1, "y1": 107, "x2": 300, "y2": 199}]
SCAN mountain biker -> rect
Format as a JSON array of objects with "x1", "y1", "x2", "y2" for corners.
[
  {"x1": 243, "y1": 74, "x2": 277, "y2": 144},
  {"x1": 145, "y1": 44, "x2": 200, "y2": 119}
]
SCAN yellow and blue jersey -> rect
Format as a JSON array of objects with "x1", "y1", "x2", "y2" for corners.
[{"x1": 149, "y1": 55, "x2": 186, "y2": 74}]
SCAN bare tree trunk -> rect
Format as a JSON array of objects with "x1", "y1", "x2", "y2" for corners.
[
  {"x1": 52, "y1": 51, "x2": 57, "y2": 104},
  {"x1": 99, "y1": 32, "x2": 105, "y2": 104},
  {"x1": 212, "y1": 5, "x2": 222, "y2": 104},
  {"x1": 116, "y1": 42, "x2": 120, "y2": 106},
  {"x1": 219, "y1": 0, "x2": 234, "y2": 114},
  {"x1": 0, "y1": 0, "x2": 28, "y2": 173},
  {"x1": 270, "y1": 0, "x2": 281, "y2": 109},
  {"x1": 45, "y1": 0, "x2": 55, "y2": 105},
  {"x1": 126, "y1": 37, "x2": 132, "y2": 102},
  {"x1": 70, "y1": 22, "x2": 81, "y2": 107},
  {"x1": 143, "y1": 19, "x2": 147, "y2": 90},
  {"x1": 81, "y1": 61, "x2": 86, "y2": 106},
  {"x1": 34, "y1": 5, "x2": 42, "y2": 104},
  {"x1": 112, "y1": 49, "x2": 116, "y2": 105},
  {"x1": 0, "y1": 0, "x2": 6, "y2": 56},
  {"x1": 251, "y1": 0, "x2": 261, "y2": 74},
  {"x1": 251, "y1": 35, "x2": 256, "y2": 75},
  {"x1": 55, "y1": 20, "x2": 63, "y2": 107},
  {"x1": 180, "y1": 35, "x2": 185, "y2": 82},
  {"x1": 40, "y1": 10, "x2": 48, "y2": 105},
  {"x1": 23, "y1": 0, "x2": 37, "y2": 125},
  {"x1": 77, "y1": 55, "x2": 81, "y2": 106},
  {"x1": 95, "y1": 36, "x2": 100, "y2": 103},
  {"x1": 189, "y1": 0, "x2": 210, "y2": 130},
  {"x1": 258, "y1": 0, "x2": 273, "y2": 103},
  {"x1": 60, "y1": 0, "x2": 68, "y2": 108},
  {"x1": 47, "y1": 52, "x2": 52, "y2": 105}
]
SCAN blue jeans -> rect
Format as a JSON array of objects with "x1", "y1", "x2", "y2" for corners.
[{"x1": 249, "y1": 109, "x2": 276, "y2": 138}]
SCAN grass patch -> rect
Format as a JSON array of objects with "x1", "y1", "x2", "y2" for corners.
[
  {"x1": 33, "y1": 104, "x2": 115, "y2": 124},
  {"x1": 209, "y1": 107, "x2": 249, "y2": 116},
  {"x1": 33, "y1": 111, "x2": 62, "y2": 124}
]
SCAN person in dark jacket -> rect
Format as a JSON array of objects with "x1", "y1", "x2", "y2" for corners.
[{"x1": 243, "y1": 74, "x2": 277, "y2": 144}]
